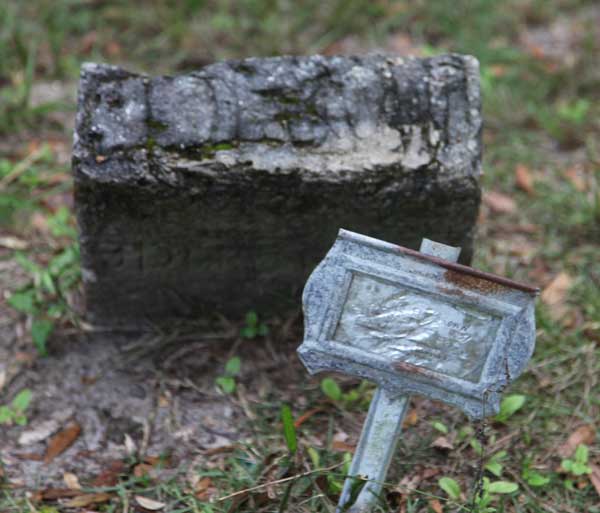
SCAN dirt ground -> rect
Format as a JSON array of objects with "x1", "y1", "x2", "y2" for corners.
[{"x1": 0, "y1": 269, "x2": 307, "y2": 488}]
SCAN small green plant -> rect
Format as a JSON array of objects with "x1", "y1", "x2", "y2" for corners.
[
  {"x1": 432, "y1": 420, "x2": 449, "y2": 434},
  {"x1": 485, "y1": 450, "x2": 508, "y2": 477},
  {"x1": 557, "y1": 99, "x2": 590, "y2": 126},
  {"x1": 320, "y1": 378, "x2": 371, "y2": 409},
  {"x1": 280, "y1": 404, "x2": 297, "y2": 455},
  {"x1": 536, "y1": 99, "x2": 591, "y2": 148},
  {"x1": 240, "y1": 311, "x2": 269, "y2": 339},
  {"x1": 215, "y1": 356, "x2": 241, "y2": 394},
  {"x1": 339, "y1": 475, "x2": 368, "y2": 512},
  {"x1": 321, "y1": 377, "x2": 342, "y2": 401},
  {"x1": 439, "y1": 476, "x2": 518, "y2": 512},
  {"x1": 494, "y1": 394, "x2": 526, "y2": 423},
  {"x1": 0, "y1": 389, "x2": 33, "y2": 426},
  {"x1": 521, "y1": 457, "x2": 551, "y2": 487},
  {"x1": 326, "y1": 452, "x2": 353, "y2": 496},
  {"x1": 8, "y1": 244, "x2": 79, "y2": 355},
  {"x1": 475, "y1": 478, "x2": 519, "y2": 513},
  {"x1": 7, "y1": 206, "x2": 80, "y2": 356},
  {"x1": 561, "y1": 444, "x2": 592, "y2": 478},
  {"x1": 439, "y1": 476, "x2": 462, "y2": 501}
]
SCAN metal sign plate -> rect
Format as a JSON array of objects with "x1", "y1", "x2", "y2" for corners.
[{"x1": 298, "y1": 230, "x2": 538, "y2": 418}]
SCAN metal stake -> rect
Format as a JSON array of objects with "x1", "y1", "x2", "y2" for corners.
[{"x1": 336, "y1": 239, "x2": 461, "y2": 513}]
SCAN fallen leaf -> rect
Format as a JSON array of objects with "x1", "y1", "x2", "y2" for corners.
[
  {"x1": 397, "y1": 472, "x2": 422, "y2": 494},
  {"x1": 15, "y1": 452, "x2": 44, "y2": 461},
  {"x1": 483, "y1": 191, "x2": 517, "y2": 214},
  {"x1": 39, "y1": 488, "x2": 83, "y2": 500},
  {"x1": 0, "y1": 236, "x2": 28, "y2": 250},
  {"x1": 63, "y1": 472, "x2": 81, "y2": 490},
  {"x1": 541, "y1": 272, "x2": 573, "y2": 319},
  {"x1": 144, "y1": 455, "x2": 162, "y2": 466},
  {"x1": 81, "y1": 31, "x2": 98, "y2": 54},
  {"x1": 294, "y1": 407, "x2": 324, "y2": 428},
  {"x1": 18, "y1": 419, "x2": 60, "y2": 445},
  {"x1": 135, "y1": 495, "x2": 166, "y2": 510},
  {"x1": 387, "y1": 33, "x2": 420, "y2": 55},
  {"x1": 557, "y1": 424, "x2": 596, "y2": 458},
  {"x1": 63, "y1": 492, "x2": 111, "y2": 508},
  {"x1": 30, "y1": 212, "x2": 50, "y2": 235},
  {"x1": 45, "y1": 422, "x2": 81, "y2": 463},
  {"x1": 421, "y1": 467, "x2": 441, "y2": 480},
  {"x1": 203, "y1": 444, "x2": 237, "y2": 456},
  {"x1": 15, "y1": 351, "x2": 36, "y2": 364},
  {"x1": 91, "y1": 460, "x2": 126, "y2": 486},
  {"x1": 589, "y1": 463, "x2": 600, "y2": 498},
  {"x1": 431, "y1": 436, "x2": 454, "y2": 451},
  {"x1": 515, "y1": 164, "x2": 535, "y2": 195},
  {"x1": 332, "y1": 439, "x2": 356, "y2": 453},
  {"x1": 105, "y1": 40, "x2": 122, "y2": 58},
  {"x1": 134, "y1": 463, "x2": 154, "y2": 478},
  {"x1": 489, "y1": 64, "x2": 507, "y2": 77},
  {"x1": 124, "y1": 433, "x2": 137, "y2": 456},
  {"x1": 561, "y1": 308, "x2": 584, "y2": 330},
  {"x1": 402, "y1": 409, "x2": 418, "y2": 428},
  {"x1": 332, "y1": 431, "x2": 356, "y2": 453},
  {"x1": 194, "y1": 477, "x2": 213, "y2": 500},
  {"x1": 429, "y1": 498, "x2": 444, "y2": 513}
]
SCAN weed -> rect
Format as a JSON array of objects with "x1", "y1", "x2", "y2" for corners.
[
  {"x1": 280, "y1": 404, "x2": 297, "y2": 455},
  {"x1": 561, "y1": 444, "x2": 592, "y2": 478},
  {"x1": 240, "y1": 311, "x2": 269, "y2": 339},
  {"x1": 0, "y1": 389, "x2": 32, "y2": 426},
  {"x1": 8, "y1": 242, "x2": 80, "y2": 355},
  {"x1": 320, "y1": 377, "x2": 372, "y2": 410},
  {"x1": 1, "y1": 0, "x2": 599, "y2": 512},
  {"x1": 216, "y1": 356, "x2": 241, "y2": 394},
  {"x1": 494, "y1": 394, "x2": 526, "y2": 423}
]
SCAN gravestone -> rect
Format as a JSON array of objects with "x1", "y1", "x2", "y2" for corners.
[
  {"x1": 298, "y1": 230, "x2": 538, "y2": 512},
  {"x1": 73, "y1": 54, "x2": 482, "y2": 328}
]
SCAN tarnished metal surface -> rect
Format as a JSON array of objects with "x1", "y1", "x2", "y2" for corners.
[
  {"x1": 336, "y1": 239, "x2": 460, "y2": 513},
  {"x1": 299, "y1": 230, "x2": 537, "y2": 512},
  {"x1": 299, "y1": 229, "x2": 538, "y2": 419},
  {"x1": 333, "y1": 274, "x2": 499, "y2": 383},
  {"x1": 395, "y1": 246, "x2": 539, "y2": 293},
  {"x1": 337, "y1": 388, "x2": 408, "y2": 513}
]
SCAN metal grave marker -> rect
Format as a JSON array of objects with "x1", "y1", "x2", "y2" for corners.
[{"x1": 297, "y1": 229, "x2": 538, "y2": 512}]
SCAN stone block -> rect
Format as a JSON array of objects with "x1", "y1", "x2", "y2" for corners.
[{"x1": 73, "y1": 54, "x2": 482, "y2": 328}]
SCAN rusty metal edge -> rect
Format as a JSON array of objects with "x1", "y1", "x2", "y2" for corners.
[{"x1": 338, "y1": 229, "x2": 540, "y2": 295}]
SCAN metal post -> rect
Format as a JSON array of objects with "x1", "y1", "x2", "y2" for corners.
[{"x1": 336, "y1": 239, "x2": 461, "y2": 513}]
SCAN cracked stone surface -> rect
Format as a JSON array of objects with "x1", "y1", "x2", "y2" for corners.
[{"x1": 73, "y1": 53, "x2": 482, "y2": 328}]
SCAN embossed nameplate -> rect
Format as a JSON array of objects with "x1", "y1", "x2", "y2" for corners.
[{"x1": 298, "y1": 230, "x2": 538, "y2": 418}]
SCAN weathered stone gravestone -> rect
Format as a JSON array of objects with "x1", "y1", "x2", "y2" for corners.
[
  {"x1": 73, "y1": 54, "x2": 482, "y2": 328},
  {"x1": 298, "y1": 229, "x2": 538, "y2": 512}
]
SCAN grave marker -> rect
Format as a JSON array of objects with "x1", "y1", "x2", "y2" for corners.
[
  {"x1": 73, "y1": 54, "x2": 482, "y2": 328},
  {"x1": 298, "y1": 230, "x2": 538, "y2": 512}
]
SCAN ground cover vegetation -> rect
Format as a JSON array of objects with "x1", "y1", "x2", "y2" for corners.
[{"x1": 0, "y1": 1, "x2": 599, "y2": 512}]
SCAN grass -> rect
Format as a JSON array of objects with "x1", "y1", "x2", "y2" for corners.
[{"x1": 1, "y1": 0, "x2": 599, "y2": 512}]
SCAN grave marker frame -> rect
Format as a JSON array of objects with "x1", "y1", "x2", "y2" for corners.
[{"x1": 298, "y1": 229, "x2": 538, "y2": 512}]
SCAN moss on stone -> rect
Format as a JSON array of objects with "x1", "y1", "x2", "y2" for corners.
[{"x1": 146, "y1": 119, "x2": 169, "y2": 132}]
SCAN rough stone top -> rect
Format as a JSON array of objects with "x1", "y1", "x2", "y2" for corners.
[{"x1": 74, "y1": 54, "x2": 481, "y2": 184}]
